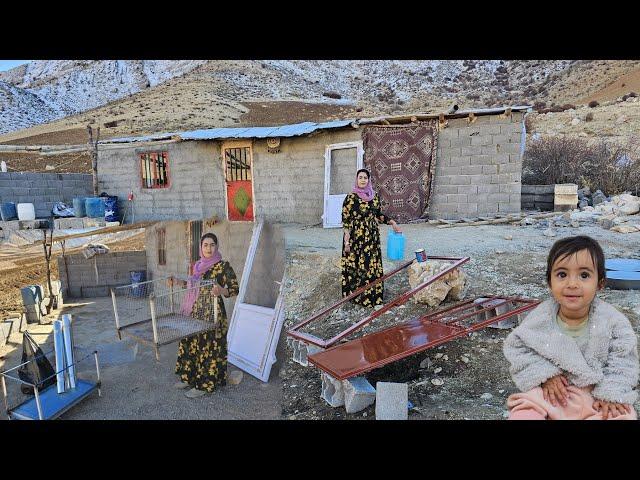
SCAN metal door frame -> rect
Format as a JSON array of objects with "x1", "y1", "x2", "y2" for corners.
[{"x1": 222, "y1": 140, "x2": 255, "y2": 222}]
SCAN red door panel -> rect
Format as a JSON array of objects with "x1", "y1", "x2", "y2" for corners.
[{"x1": 227, "y1": 180, "x2": 254, "y2": 221}]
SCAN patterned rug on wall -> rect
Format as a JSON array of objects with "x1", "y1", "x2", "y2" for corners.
[{"x1": 362, "y1": 121, "x2": 438, "y2": 223}]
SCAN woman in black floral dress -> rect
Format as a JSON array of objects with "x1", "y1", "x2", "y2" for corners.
[
  {"x1": 174, "y1": 233, "x2": 239, "y2": 398},
  {"x1": 342, "y1": 169, "x2": 402, "y2": 307}
]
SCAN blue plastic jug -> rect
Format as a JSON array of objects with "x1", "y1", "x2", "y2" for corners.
[{"x1": 386, "y1": 231, "x2": 405, "y2": 260}]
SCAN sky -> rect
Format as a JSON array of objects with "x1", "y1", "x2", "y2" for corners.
[{"x1": 0, "y1": 60, "x2": 29, "y2": 72}]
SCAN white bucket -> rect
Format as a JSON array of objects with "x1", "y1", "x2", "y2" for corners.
[{"x1": 17, "y1": 203, "x2": 36, "y2": 221}]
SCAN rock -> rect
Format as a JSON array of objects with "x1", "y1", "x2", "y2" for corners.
[
  {"x1": 578, "y1": 132, "x2": 588, "y2": 137},
  {"x1": 45, "y1": 165, "x2": 55, "y2": 170},
  {"x1": 443, "y1": 355, "x2": 449, "y2": 361},
  {"x1": 480, "y1": 393, "x2": 493, "y2": 400},
  {"x1": 498, "y1": 389, "x2": 505, "y2": 394},
  {"x1": 435, "y1": 353, "x2": 444, "y2": 359},
  {"x1": 592, "y1": 190, "x2": 607, "y2": 206},
  {"x1": 597, "y1": 215, "x2": 616, "y2": 230},
  {"x1": 618, "y1": 201, "x2": 640, "y2": 215},
  {"x1": 578, "y1": 186, "x2": 591, "y2": 198},
  {"x1": 570, "y1": 220, "x2": 580, "y2": 228},
  {"x1": 228, "y1": 370, "x2": 244, "y2": 385},
  {"x1": 570, "y1": 118, "x2": 581, "y2": 126},
  {"x1": 408, "y1": 260, "x2": 467, "y2": 307},
  {"x1": 616, "y1": 115, "x2": 627, "y2": 125},
  {"x1": 543, "y1": 228, "x2": 556, "y2": 237},
  {"x1": 611, "y1": 224, "x2": 640, "y2": 233},
  {"x1": 579, "y1": 199, "x2": 589, "y2": 209},
  {"x1": 431, "y1": 378, "x2": 444, "y2": 386},
  {"x1": 434, "y1": 367, "x2": 442, "y2": 374},
  {"x1": 419, "y1": 357, "x2": 432, "y2": 369},
  {"x1": 461, "y1": 356, "x2": 470, "y2": 363},
  {"x1": 503, "y1": 235, "x2": 513, "y2": 240},
  {"x1": 495, "y1": 250, "x2": 506, "y2": 255}
]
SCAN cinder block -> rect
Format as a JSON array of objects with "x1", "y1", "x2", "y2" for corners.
[
  {"x1": 343, "y1": 377, "x2": 376, "y2": 414},
  {"x1": 291, "y1": 338, "x2": 323, "y2": 367},
  {"x1": 375, "y1": 382, "x2": 408, "y2": 420},
  {"x1": 321, "y1": 373, "x2": 345, "y2": 408}
]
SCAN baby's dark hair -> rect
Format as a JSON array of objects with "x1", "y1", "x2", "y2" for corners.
[
  {"x1": 201, "y1": 232, "x2": 218, "y2": 246},
  {"x1": 546, "y1": 235, "x2": 605, "y2": 285}
]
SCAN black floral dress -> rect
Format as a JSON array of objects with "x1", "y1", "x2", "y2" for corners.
[
  {"x1": 341, "y1": 193, "x2": 392, "y2": 307},
  {"x1": 175, "y1": 260, "x2": 239, "y2": 392}
]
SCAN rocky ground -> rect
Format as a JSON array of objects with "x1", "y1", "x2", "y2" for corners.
[{"x1": 280, "y1": 221, "x2": 640, "y2": 420}]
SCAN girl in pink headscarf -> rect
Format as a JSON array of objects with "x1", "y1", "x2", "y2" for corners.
[
  {"x1": 341, "y1": 169, "x2": 401, "y2": 307},
  {"x1": 174, "y1": 233, "x2": 239, "y2": 398}
]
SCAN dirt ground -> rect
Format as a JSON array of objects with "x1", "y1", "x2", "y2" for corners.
[
  {"x1": 280, "y1": 222, "x2": 640, "y2": 420},
  {"x1": 0, "y1": 296, "x2": 284, "y2": 419}
]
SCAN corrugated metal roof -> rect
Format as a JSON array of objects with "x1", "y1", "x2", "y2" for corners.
[{"x1": 99, "y1": 106, "x2": 531, "y2": 145}]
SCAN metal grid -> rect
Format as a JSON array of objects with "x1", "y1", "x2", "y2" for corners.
[
  {"x1": 111, "y1": 277, "x2": 219, "y2": 360},
  {"x1": 287, "y1": 256, "x2": 470, "y2": 348},
  {"x1": 307, "y1": 296, "x2": 540, "y2": 380}
]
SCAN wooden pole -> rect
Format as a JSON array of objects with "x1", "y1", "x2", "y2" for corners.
[{"x1": 88, "y1": 126, "x2": 100, "y2": 196}]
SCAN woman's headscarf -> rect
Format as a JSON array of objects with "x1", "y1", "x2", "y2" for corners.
[
  {"x1": 352, "y1": 168, "x2": 375, "y2": 202},
  {"x1": 180, "y1": 234, "x2": 222, "y2": 316}
]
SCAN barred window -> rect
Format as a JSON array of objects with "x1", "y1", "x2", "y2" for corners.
[
  {"x1": 157, "y1": 228, "x2": 166, "y2": 266},
  {"x1": 190, "y1": 220, "x2": 203, "y2": 264},
  {"x1": 140, "y1": 152, "x2": 170, "y2": 189}
]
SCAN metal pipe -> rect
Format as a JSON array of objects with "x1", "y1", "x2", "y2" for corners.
[
  {"x1": 94, "y1": 351, "x2": 101, "y2": 397},
  {"x1": 33, "y1": 387, "x2": 44, "y2": 420},
  {"x1": 149, "y1": 296, "x2": 159, "y2": 348},
  {"x1": 1, "y1": 376, "x2": 8, "y2": 419},
  {"x1": 111, "y1": 288, "x2": 121, "y2": 338}
]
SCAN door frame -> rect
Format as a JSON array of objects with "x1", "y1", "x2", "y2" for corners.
[
  {"x1": 323, "y1": 141, "x2": 364, "y2": 228},
  {"x1": 221, "y1": 140, "x2": 256, "y2": 222}
]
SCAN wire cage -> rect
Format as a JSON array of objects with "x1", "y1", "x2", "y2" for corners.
[
  {"x1": 110, "y1": 276, "x2": 220, "y2": 360},
  {"x1": 1, "y1": 348, "x2": 101, "y2": 420}
]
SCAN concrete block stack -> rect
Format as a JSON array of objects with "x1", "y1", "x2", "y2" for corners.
[{"x1": 21, "y1": 285, "x2": 47, "y2": 324}]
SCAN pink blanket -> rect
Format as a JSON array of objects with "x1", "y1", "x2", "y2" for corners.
[{"x1": 508, "y1": 385, "x2": 637, "y2": 420}]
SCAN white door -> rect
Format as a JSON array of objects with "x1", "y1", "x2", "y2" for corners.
[
  {"x1": 227, "y1": 301, "x2": 284, "y2": 382},
  {"x1": 323, "y1": 141, "x2": 364, "y2": 228}
]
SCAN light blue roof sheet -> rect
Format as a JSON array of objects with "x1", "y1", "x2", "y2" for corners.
[{"x1": 99, "y1": 106, "x2": 531, "y2": 145}]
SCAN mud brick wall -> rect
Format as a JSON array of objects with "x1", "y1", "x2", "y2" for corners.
[
  {"x1": 57, "y1": 251, "x2": 147, "y2": 298},
  {"x1": 0, "y1": 172, "x2": 93, "y2": 218}
]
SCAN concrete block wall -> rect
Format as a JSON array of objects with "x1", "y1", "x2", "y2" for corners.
[
  {"x1": 428, "y1": 112, "x2": 524, "y2": 219},
  {"x1": 96, "y1": 113, "x2": 524, "y2": 224},
  {"x1": 0, "y1": 172, "x2": 93, "y2": 218},
  {"x1": 97, "y1": 142, "x2": 225, "y2": 222},
  {"x1": 252, "y1": 129, "x2": 358, "y2": 223},
  {"x1": 57, "y1": 251, "x2": 147, "y2": 298}
]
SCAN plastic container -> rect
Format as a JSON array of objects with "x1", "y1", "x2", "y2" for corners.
[
  {"x1": 0, "y1": 202, "x2": 17, "y2": 221},
  {"x1": 85, "y1": 197, "x2": 105, "y2": 218},
  {"x1": 17, "y1": 203, "x2": 36, "y2": 221},
  {"x1": 130, "y1": 270, "x2": 147, "y2": 298},
  {"x1": 104, "y1": 196, "x2": 118, "y2": 222},
  {"x1": 386, "y1": 231, "x2": 405, "y2": 261},
  {"x1": 73, "y1": 197, "x2": 86, "y2": 218}
]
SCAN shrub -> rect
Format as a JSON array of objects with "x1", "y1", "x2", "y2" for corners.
[
  {"x1": 533, "y1": 101, "x2": 546, "y2": 111},
  {"x1": 629, "y1": 92, "x2": 638, "y2": 98},
  {"x1": 585, "y1": 112, "x2": 594, "y2": 122},
  {"x1": 561, "y1": 104, "x2": 576, "y2": 111},
  {"x1": 622, "y1": 94, "x2": 629, "y2": 101},
  {"x1": 523, "y1": 136, "x2": 640, "y2": 194},
  {"x1": 588, "y1": 100, "x2": 599, "y2": 108}
]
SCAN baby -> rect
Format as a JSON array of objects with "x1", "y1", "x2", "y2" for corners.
[{"x1": 504, "y1": 235, "x2": 639, "y2": 420}]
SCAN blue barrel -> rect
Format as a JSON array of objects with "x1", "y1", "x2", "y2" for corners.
[
  {"x1": 73, "y1": 197, "x2": 86, "y2": 217},
  {"x1": 386, "y1": 231, "x2": 405, "y2": 261},
  {"x1": 0, "y1": 202, "x2": 17, "y2": 221},
  {"x1": 85, "y1": 197, "x2": 105, "y2": 218},
  {"x1": 104, "y1": 196, "x2": 118, "y2": 222},
  {"x1": 130, "y1": 270, "x2": 147, "y2": 298}
]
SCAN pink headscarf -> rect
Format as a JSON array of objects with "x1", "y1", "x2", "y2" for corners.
[
  {"x1": 352, "y1": 169, "x2": 375, "y2": 202},
  {"x1": 179, "y1": 239, "x2": 222, "y2": 316}
]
